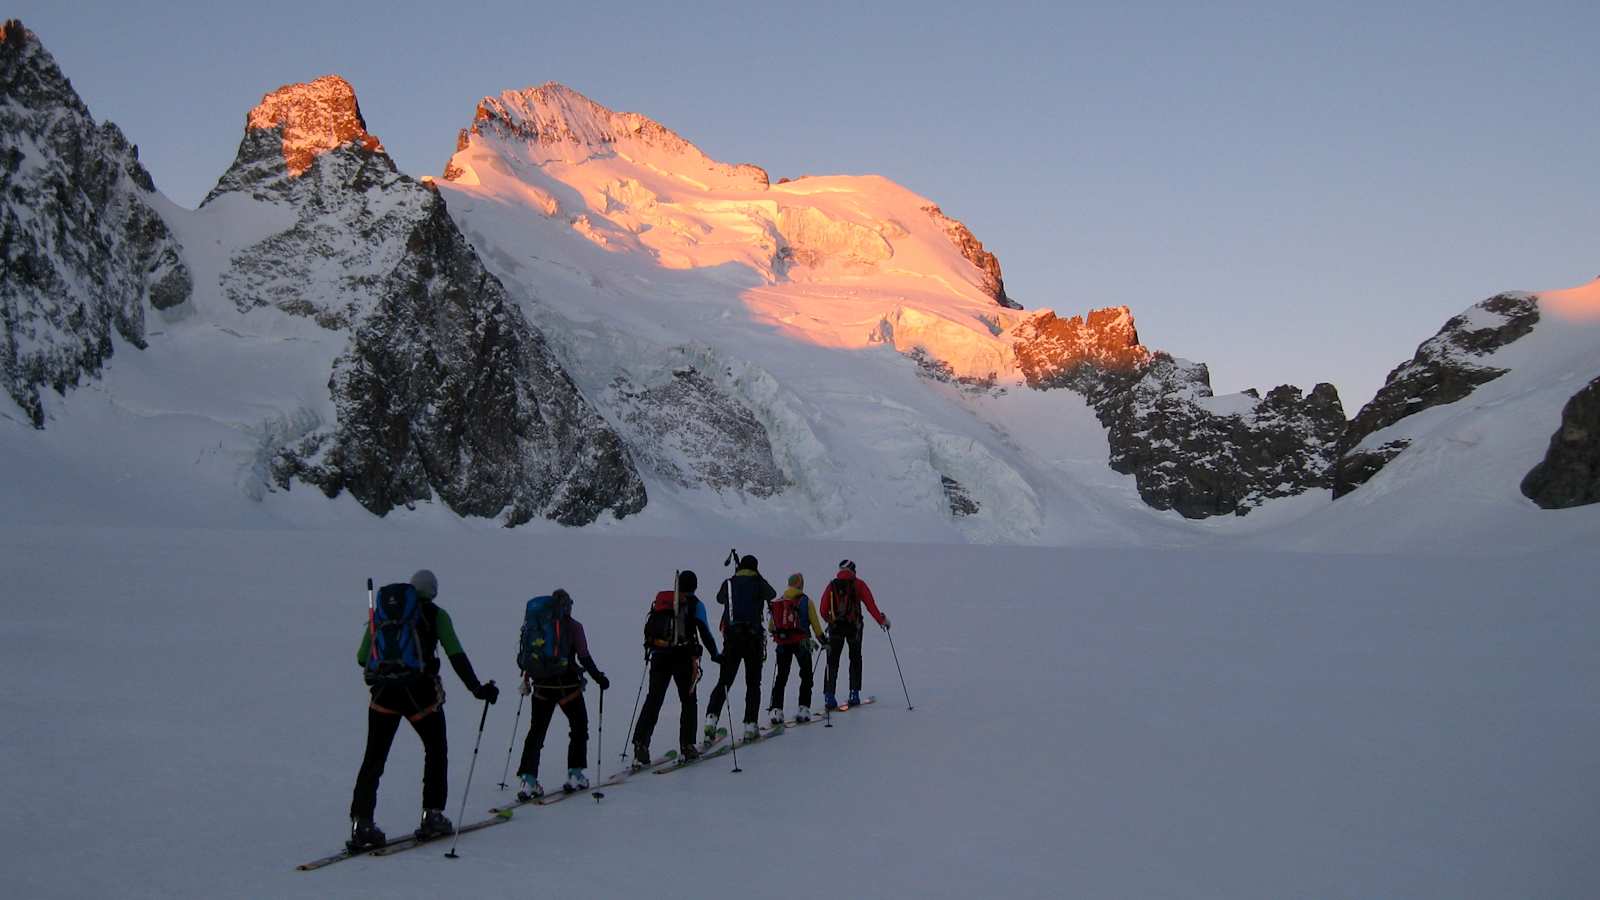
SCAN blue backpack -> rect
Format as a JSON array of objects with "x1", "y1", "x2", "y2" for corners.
[
  {"x1": 517, "y1": 593, "x2": 573, "y2": 681},
  {"x1": 367, "y1": 583, "x2": 427, "y2": 685}
]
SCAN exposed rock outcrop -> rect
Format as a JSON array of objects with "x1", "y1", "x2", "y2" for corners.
[
  {"x1": 0, "y1": 20, "x2": 191, "y2": 427},
  {"x1": 922, "y1": 204, "x2": 1018, "y2": 308},
  {"x1": 208, "y1": 75, "x2": 645, "y2": 524},
  {"x1": 1335, "y1": 292, "x2": 1539, "y2": 497},
  {"x1": 1011, "y1": 306, "x2": 1150, "y2": 387},
  {"x1": 1520, "y1": 375, "x2": 1600, "y2": 509},
  {"x1": 606, "y1": 366, "x2": 787, "y2": 497},
  {"x1": 1081, "y1": 355, "x2": 1345, "y2": 517}
]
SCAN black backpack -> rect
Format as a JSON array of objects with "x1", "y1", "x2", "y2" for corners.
[{"x1": 827, "y1": 577, "x2": 861, "y2": 624}]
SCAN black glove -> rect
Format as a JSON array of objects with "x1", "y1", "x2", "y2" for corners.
[
  {"x1": 711, "y1": 652, "x2": 724, "y2": 665},
  {"x1": 473, "y1": 681, "x2": 500, "y2": 704},
  {"x1": 594, "y1": 671, "x2": 611, "y2": 691}
]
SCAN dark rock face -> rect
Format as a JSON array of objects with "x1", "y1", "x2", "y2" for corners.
[
  {"x1": 1011, "y1": 306, "x2": 1150, "y2": 387},
  {"x1": 1335, "y1": 292, "x2": 1539, "y2": 497},
  {"x1": 606, "y1": 366, "x2": 786, "y2": 497},
  {"x1": 214, "y1": 76, "x2": 645, "y2": 525},
  {"x1": 921, "y1": 204, "x2": 1018, "y2": 309},
  {"x1": 0, "y1": 20, "x2": 191, "y2": 427},
  {"x1": 940, "y1": 475, "x2": 979, "y2": 517},
  {"x1": 1521, "y1": 376, "x2": 1600, "y2": 508},
  {"x1": 1057, "y1": 353, "x2": 1346, "y2": 518}
]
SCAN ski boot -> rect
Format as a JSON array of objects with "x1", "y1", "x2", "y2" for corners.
[
  {"x1": 415, "y1": 808, "x2": 453, "y2": 841},
  {"x1": 824, "y1": 693, "x2": 838, "y2": 711},
  {"x1": 742, "y1": 721, "x2": 759, "y2": 741},
  {"x1": 679, "y1": 743, "x2": 702, "y2": 761},
  {"x1": 346, "y1": 817, "x2": 387, "y2": 853},
  {"x1": 796, "y1": 705, "x2": 812, "y2": 723},
  {"x1": 516, "y1": 774, "x2": 544, "y2": 802},
  {"x1": 703, "y1": 714, "x2": 719, "y2": 746},
  {"x1": 769, "y1": 707, "x2": 783, "y2": 726},
  {"x1": 632, "y1": 741, "x2": 652, "y2": 770},
  {"x1": 848, "y1": 690, "x2": 861, "y2": 707},
  {"x1": 564, "y1": 768, "x2": 590, "y2": 792}
]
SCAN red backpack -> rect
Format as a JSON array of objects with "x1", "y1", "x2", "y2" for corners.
[{"x1": 768, "y1": 594, "x2": 804, "y2": 642}]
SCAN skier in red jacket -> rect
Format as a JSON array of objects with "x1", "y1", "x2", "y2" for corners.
[{"x1": 818, "y1": 560, "x2": 890, "y2": 710}]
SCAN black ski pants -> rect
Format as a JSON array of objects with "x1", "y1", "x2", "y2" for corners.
[
  {"x1": 517, "y1": 684, "x2": 588, "y2": 779},
  {"x1": 707, "y1": 628, "x2": 764, "y2": 725},
  {"x1": 824, "y1": 621, "x2": 866, "y2": 695},
  {"x1": 350, "y1": 705, "x2": 448, "y2": 819},
  {"x1": 769, "y1": 642, "x2": 814, "y2": 710},
  {"x1": 633, "y1": 649, "x2": 700, "y2": 751}
]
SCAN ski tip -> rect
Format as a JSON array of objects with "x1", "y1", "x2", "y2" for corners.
[{"x1": 494, "y1": 808, "x2": 514, "y2": 820}]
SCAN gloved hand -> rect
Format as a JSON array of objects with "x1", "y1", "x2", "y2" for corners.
[
  {"x1": 594, "y1": 671, "x2": 611, "y2": 691},
  {"x1": 518, "y1": 677, "x2": 532, "y2": 697},
  {"x1": 804, "y1": 638, "x2": 818, "y2": 653},
  {"x1": 474, "y1": 681, "x2": 500, "y2": 704},
  {"x1": 881, "y1": 616, "x2": 891, "y2": 631}
]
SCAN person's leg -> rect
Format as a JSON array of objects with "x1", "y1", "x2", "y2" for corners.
[
  {"x1": 741, "y1": 638, "x2": 763, "y2": 724},
  {"x1": 706, "y1": 648, "x2": 741, "y2": 721},
  {"x1": 517, "y1": 691, "x2": 557, "y2": 779},
  {"x1": 674, "y1": 655, "x2": 699, "y2": 749},
  {"x1": 770, "y1": 644, "x2": 793, "y2": 710},
  {"x1": 562, "y1": 693, "x2": 590, "y2": 772},
  {"x1": 847, "y1": 624, "x2": 865, "y2": 693},
  {"x1": 798, "y1": 646, "x2": 815, "y2": 709},
  {"x1": 410, "y1": 708, "x2": 449, "y2": 812},
  {"x1": 825, "y1": 630, "x2": 845, "y2": 697},
  {"x1": 350, "y1": 707, "x2": 403, "y2": 819},
  {"x1": 633, "y1": 657, "x2": 672, "y2": 749}
]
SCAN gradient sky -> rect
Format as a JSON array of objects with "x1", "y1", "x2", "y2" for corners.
[{"x1": 13, "y1": 0, "x2": 1596, "y2": 410}]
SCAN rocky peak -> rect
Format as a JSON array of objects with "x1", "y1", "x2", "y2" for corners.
[
  {"x1": 1010, "y1": 306, "x2": 1151, "y2": 388},
  {"x1": 921, "y1": 205, "x2": 1017, "y2": 308},
  {"x1": 1, "y1": 18, "x2": 191, "y2": 426},
  {"x1": 1334, "y1": 291, "x2": 1540, "y2": 497},
  {"x1": 244, "y1": 75, "x2": 381, "y2": 177}
]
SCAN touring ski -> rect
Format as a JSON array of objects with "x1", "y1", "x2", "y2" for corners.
[{"x1": 297, "y1": 810, "x2": 511, "y2": 870}]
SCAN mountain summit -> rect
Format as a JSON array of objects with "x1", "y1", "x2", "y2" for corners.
[{"x1": 245, "y1": 75, "x2": 383, "y2": 177}]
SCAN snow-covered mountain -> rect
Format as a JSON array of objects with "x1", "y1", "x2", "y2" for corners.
[{"x1": 1, "y1": 20, "x2": 1596, "y2": 549}]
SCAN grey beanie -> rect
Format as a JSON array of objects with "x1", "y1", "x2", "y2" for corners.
[{"x1": 410, "y1": 569, "x2": 439, "y2": 600}]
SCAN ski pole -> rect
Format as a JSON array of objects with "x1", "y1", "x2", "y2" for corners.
[
  {"x1": 621, "y1": 649, "x2": 647, "y2": 763},
  {"x1": 445, "y1": 689, "x2": 494, "y2": 859},
  {"x1": 885, "y1": 628, "x2": 914, "y2": 711},
  {"x1": 496, "y1": 688, "x2": 525, "y2": 790},
  {"x1": 595, "y1": 687, "x2": 604, "y2": 784}
]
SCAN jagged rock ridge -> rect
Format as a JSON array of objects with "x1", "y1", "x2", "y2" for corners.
[
  {"x1": 1335, "y1": 292, "x2": 1539, "y2": 498},
  {"x1": 922, "y1": 205, "x2": 1018, "y2": 309},
  {"x1": 1021, "y1": 307, "x2": 1345, "y2": 518},
  {"x1": 203, "y1": 74, "x2": 645, "y2": 525},
  {"x1": 1520, "y1": 375, "x2": 1600, "y2": 509},
  {"x1": 0, "y1": 19, "x2": 191, "y2": 427}
]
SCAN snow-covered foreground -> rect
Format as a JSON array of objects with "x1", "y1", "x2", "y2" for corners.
[{"x1": 4, "y1": 525, "x2": 1596, "y2": 899}]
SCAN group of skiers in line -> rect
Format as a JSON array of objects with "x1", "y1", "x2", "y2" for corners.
[{"x1": 346, "y1": 556, "x2": 891, "y2": 853}]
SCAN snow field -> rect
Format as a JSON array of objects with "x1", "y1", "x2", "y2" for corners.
[{"x1": 4, "y1": 525, "x2": 1597, "y2": 898}]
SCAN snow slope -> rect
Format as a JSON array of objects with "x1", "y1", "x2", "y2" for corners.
[{"x1": 4, "y1": 525, "x2": 1597, "y2": 899}]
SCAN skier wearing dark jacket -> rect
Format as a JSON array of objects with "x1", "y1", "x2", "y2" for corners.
[
  {"x1": 820, "y1": 560, "x2": 890, "y2": 710},
  {"x1": 632, "y1": 570, "x2": 722, "y2": 766},
  {"x1": 706, "y1": 555, "x2": 777, "y2": 740},
  {"x1": 349, "y1": 570, "x2": 499, "y2": 852},
  {"x1": 515, "y1": 589, "x2": 609, "y2": 800}
]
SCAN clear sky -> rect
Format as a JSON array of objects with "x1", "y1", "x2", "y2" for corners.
[{"x1": 13, "y1": 0, "x2": 1596, "y2": 410}]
